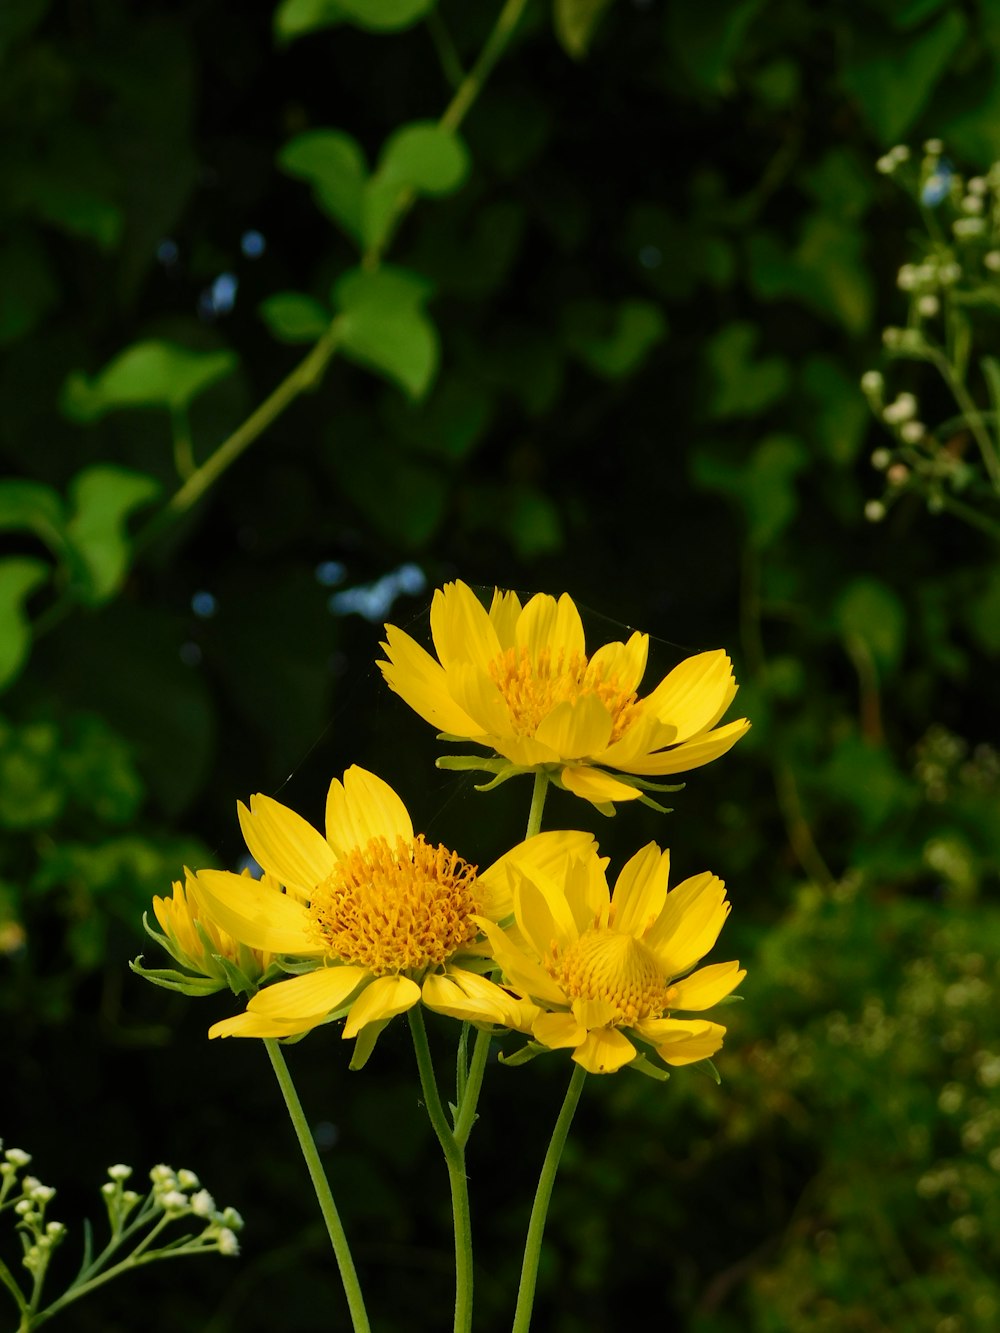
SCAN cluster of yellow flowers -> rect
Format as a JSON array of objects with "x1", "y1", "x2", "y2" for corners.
[{"x1": 141, "y1": 581, "x2": 749, "y2": 1077}]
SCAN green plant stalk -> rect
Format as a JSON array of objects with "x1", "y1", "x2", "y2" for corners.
[
  {"x1": 454, "y1": 765, "x2": 552, "y2": 1145},
  {"x1": 264, "y1": 1039, "x2": 371, "y2": 1333},
  {"x1": 511, "y1": 1063, "x2": 587, "y2": 1333},
  {"x1": 408, "y1": 1007, "x2": 474, "y2": 1333},
  {"x1": 0, "y1": 1257, "x2": 26, "y2": 1317},
  {"x1": 928, "y1": 346, "x2": 1000, "y2": 490}
]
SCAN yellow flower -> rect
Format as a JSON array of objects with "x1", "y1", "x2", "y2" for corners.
[
  {"x1": 378, "y1": 580, "x2": 749, "y2": 808},
  {"x1": 193, "y1": 765, "x2": 592, "y2": 1050},
  {"x1": 135, "y1": 870, "x2": 274, "y2": 995},
  {"x1": 458, "y1": 841, "x2": 745, "y2": 1075}
]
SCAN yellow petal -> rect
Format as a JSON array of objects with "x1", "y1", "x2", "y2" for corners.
[
  {"x1": 238, "y1": 795, "x2": 336, "y2": 895},
  {"x1": 533, "y1": 1011, "x2": 586, "y2": 1049},
  {"x1": 343, "y1": 974, "x2": 421, "y2": 1039},
  {"x1": 572, "y1": 1027, "x2": 635, "y2": 1073},
  {"x1": 378, "y1": 625, "x2": 482, "y2": 735},
  {"x1": 514, "y1": 871, "x2": 577, "y2": 958},
  {"x1": 621, "y1": 717, "x2": 750, "y2": 776},
  {"x1": 488, "y1": 588, "x2": 522, "y2": 650},
  {"x1": 561, "y1": 765, "x2": 642, "y2": 805},
  {"x1": 475, "y1": 917, "x2": 567, "y2": 1006},
  {"x1": 248, "y1": 966, "x2": 370, "y2": 1019},
  {"x1": 325, "y1": 766, "x2": 413, "y2": 857},
  {"x1": 446, "y1": 662, "x2": 516, "y2": 736},
  {"x1": 479, "y1": 829, "x2": 599, "y2": 920},
  {"x1": 489, "y1": 732, "x2": 562, "y2": 766},
  {"x1": 670, "y1": 960, "x2": 745, "y2": 1010},
  {"x1": 588, "y1": 630, "x2": 649, "y2": 694},
  {"x1": 535, "y1": 695, "x2": 614, "y2": 760},
  {"x1": 642, "y1": 1018, "x2": 726, "y2": 1066},
  {"x1": 209, "y1": 1010, "x2": 316, "y2": 1039},
  {"x1": 515, "y1": 591, "x2": 585, "y2": 663},
  {"x1": 430, "y1": 581, "x2": 501, "y2": 673},
  {"x1": 598, "y1": 710, "x2": 678, "y2": 767},
  {"x1": 643, "y1": 650, "x2": 737, "y2": 741},
  {"x1": 192, "y1": 868, "x2": 319, "y2": 954},
  {"x1": 646, "y1": 871, "x2": 730, "y2": 974},
  {"x1": 422, "y1": 969, "x2": 528, "y2": 1028},
  {"x1": 571, "y1": 996, "x2": 619, "y2": 1029},
  {"x1": 611, "y1": 843, "x2": 670, "y2": 936},
  {"x1": 561, "y1": 852, "x2": 609, "y2": 934}
]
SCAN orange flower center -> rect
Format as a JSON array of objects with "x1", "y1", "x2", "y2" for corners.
[
  {"x1": 487, "y1": 646, "x2": 639, "y2": 742},
  {"x1": 309, "y1": 835, "x2": 480, "y2": 975},
  {"x1": 549, "y1": 928, "x2": 673, "y2": 1026}
]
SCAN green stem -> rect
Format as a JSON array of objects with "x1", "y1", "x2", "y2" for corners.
[
  {"x1": 524, "y1": 770, "x2": 550, "y2": 840},
  {"x1": 935, "y1": 489, "x2": 1000, "y2": 540},
  {"x1": 171, "y1": 406, "x2": 196, "y2": 481},
  {"x1": 408, "y1": 1007, "x2": 473, "y2": 1333},
  {"x1": 264, "y1": 1039, "x2": 370, "y2": 1333},
  {"x1": 511, "y1": 1064, "x2": 587, "y2": 1333},
  {"x1": 929, "y1": 347, "x2": 1000, "y2": 489},
  {"x1": 426, "y1": 8, "x2": 465, "y2": 87},
  {"x1": 136, "y1": 326, "x2": 341, "y2": 552},
  {"x1": 453, "y1": 1023, "x2": 492, "y2": 1150},
  {"x1": 0, "y1": 1256, "x2": 27, "y2": 1315}
]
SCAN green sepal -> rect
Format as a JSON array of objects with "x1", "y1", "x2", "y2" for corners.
[
  {"x1": 621, "y1": 776, "x2": 686, "y2": 794},
  {"x1": 637, "y1": 793, "x2": 674, "y2": 815},
  {"x1": 436, "y1": 754, "x2": 508, "y2": 774},
  {"x1": 691, "y1": 1057, "x2": 722, "y2": 1085},
  {"x1": 349, "y1": 1017, "x2": 390, "y2": 1071},
  {"x1": 274, "y1": 957, "x2": 325, "y2": 975},
  {"x1": 628, "y1": 1053, "x2": 671, "y2": 1082},
  {"x1": 214, "y1": 954, "x2": 261, "y2": 998},
  {"x1": 715, "y1": 993, "x2": 744, "y2": 1007},
  {"x1": 473, "y1": 765, "x2": 534, "y2": 791},
  {"x1": 128, "y1": 956, "x2": 224, "y2": 997},
  {"x1": 436, "y1": 732, "x2": 478, "y2": 743},
  {"x1": 497, "y1": 1040, "x2": 550, "y2": 1067}
]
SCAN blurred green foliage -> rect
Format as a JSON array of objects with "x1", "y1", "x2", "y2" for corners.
[{"x1": 2, "y1": 0, "x2": 1000, "y2": 1329}]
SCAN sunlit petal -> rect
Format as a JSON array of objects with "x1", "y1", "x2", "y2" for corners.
[
  {"x1": 342, "y1": 974, "x2": 421, "y2": 1039},
  {"x1": 238, "y1": 795, "x2": 335, "y2": 895}
]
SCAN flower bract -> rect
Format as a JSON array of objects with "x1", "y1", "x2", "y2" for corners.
[
  {"x1": 192, "y1": 766, "x2": 593, "y2": 1053},
  {"x1": 378, "y1": 580, "x2": 749, "y2": 808},
  {"x1": 445, "y1": 839, "x2": 745, "y2": 1075}
]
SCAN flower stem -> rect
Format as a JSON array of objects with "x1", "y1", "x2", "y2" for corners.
[
  {"x1": 264, "y1": 1039, "x2": 370, "y2": 1333},
  {"x1": 408, "y1": 1007, "x2": 474, "y2": 1333},
  {"x1": 511, "y1": 1064, "x2": 587, "y2": 1333},
  {"x1": 525, "y1": 770, "x2": 550, "y2": 840}
]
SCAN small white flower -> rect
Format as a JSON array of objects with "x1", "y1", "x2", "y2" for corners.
[
  {"x1": 962, "y1": 194, "x2": 984, "y2": 214},
  {"x1": 29, "y1": 1184, "x2": 56, "y2": 1204},
  {"x1": 876, "y1": 154, "x2": 896, "y2": 175},
  {"x1": 865, "y1": 500, "x2": 887, "y2": 522},
  {"x1": 177, "y1": 1169, "x2": 200, "y2": 1191},
  {"x1": 108, "y1": 1164, "x2": 133, "y2": 1182},
  {"x1": 861, "y1": 370, "x2": 884, "y2": 395},
  {"x1": 897, "y1": 264, "x2": 919, "y2": 290},
  {"x1": 954, "y1": 217, "x2": 985, "y2": 238},
  {"x1": 5, "y1": 1149, "x2": 31, "y2": 1168},
  {"x1": 900, "y1": 421, "x2": 925, "y2": 444},
  {"x1": 220, "y1": 1206, "x2": 244, "y2": 1231},
  {"x1": 939, "y1": 262, "x2": 962, "y2": 284},
  {"x1": 968, "y1": 176, "x2": 987, "y2": 196},
  {"x1": 883, "y1": 392, "x2": 918, "y2": 424},
  {"x1": 917, "y1": 294, "x2": 939, "y2": 317},
  {"x1": 924, "y1": 138, "x2": 944, "y2": 156},
  {"x1": 888, "y1": 463, "x2": 910, "y2": 485},
  {"x1": 984, "y1": 251, "x2": 1000, "y2": 272},
  {"x1": 191, "y1": 1189, "x2": 216, "y2": 1218},
  {"x1": 160, "y1": 1190, "x2": 189, "y2": 1213}
]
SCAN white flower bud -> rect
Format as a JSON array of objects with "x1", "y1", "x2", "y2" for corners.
[
  {"x1": 160, "y1": 1190, "x2": 188, "y2": 1213},
  {"x1": 177, "y1": 1169, "x2": 200, "y2": 1191},
  {"x1": 46, "y1": 1221, "x2": 65, "y2": 1238},
  {"x1": 882, "y1": 326, "x2": 903, "y2": 347},
  {"x1": 861, "y1": 370, "x2": 884, "y2": 395},
  {"x1": 122, "y1": 1190, "x2": 140, "y2": 1208},
  {"x1": 900, "y1": 420, "x2": 925, "y2": 443},
  {"x1": 917, "y1": 295, "x2": 939, "y2": 317},
  {"x1": 883, "y1": 393, "x2": 918, "y2": 423},
  {"x1": 984, "y1": 251, "x2": 1000, "y2": 272},
  {"x1": 939, "y1": 263, "x2": 962, "y2": 284},
  {"x1": 891, "y1": 145, "x2": 910, "y2": 163},
  {"x1": 897, "y1": 264, "x2": 919, "y2": 291},
  {"x1": 888, "y1": 463, "x2": 910, "y2": 485},
  {"x1": 968, "y1": 176, "x2": 987, "y2": 196},
  {"x1": 962, "y1": 194, "x2": 984, "y2": 214},
  {"x1": 100, "y1": 1182, "x2": 116, "y2": 1198},
  {"x1": 5, "y1": 1150, "x2": 31, "y2": 1168},
  {"x1": 30, "y1": 1185, "x2": 56, "y2": 1204},
  {"x1": 191, "y1": 1189, "x2": 215, "y2": 1217},
  {"x1": 220, "y1": 1206, "x2": 244, "y2": 1231},
  {"x1": 15, "y1": 1199, "x2": 34, "y2": 1216},
  {"x1": 871, "y1": 448, "x2": 892, "y2": 470},
  {"x1": 108, "y1": 1164, "x2": 132, "y2": 1182},
  {"x1": 217, "y1": 1227, "x2": 240, "y2": 1257},
  {"x1": 924, "y1": 138, "x2": 944, "y2": 156},
  {"x1": 876, "y1": 154, "x2": 896, "y2": 175}
]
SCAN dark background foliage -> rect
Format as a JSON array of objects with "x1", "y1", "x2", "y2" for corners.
[{"x1": 3, "y1": 0, "x2": 999, "y2": 1329}]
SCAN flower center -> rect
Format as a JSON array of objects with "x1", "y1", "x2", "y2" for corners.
[
  {"x1": 487, "y1": 646, "x2": 639, "y2": 742},
  {"x1": 549, "y1": 928, "x2": 673, "y2": 1026},
  {"x1": 309, "y1": 835, "x2": 480, "y2": 975}
]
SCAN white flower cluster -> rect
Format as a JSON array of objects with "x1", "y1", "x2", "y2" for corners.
[
  {"x1": 0, "y1": 1142, "x2": 66, "y2": 1279},
  {"x1": 148, "y1": 1164, "x2": 244, "y2": 1255}
]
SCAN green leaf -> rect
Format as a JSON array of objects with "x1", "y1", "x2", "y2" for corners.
[
  {"x1": 259, "y1": 291, "x2": 332, "y2": 343},
  {"x1": 333, "y1": 265, "x2": 438, "y2": 398},
  {"x1": 363, "y1": 123, "x2": 470, "y2": 252},
  {"x1": 667, "y1": 0, "x2": 765, "y2": 94},
  {"x1": 748, "y1": 218, "x2": 872, "y2": 334},
  {"x1": 841, "y1": 10, "x2": 966, "y2": 142},
  {"x1": 279, "y1": 129, "x2": 368, "y2": 241},
  {"x1": 64, "y1": 466, "x2": 161, "y2": 605},
  {"x1": 274, "y1": 0, "x2": 433, "y2": 39},
  {"x1": 61, "y1": 341, "x2": 238, "y2": 421},
  {"x1": 554, "y1": 0, "x2": 615, "y2": 58},
  {"x1": 801, "y1": 356, "x2": 869, "y2": 463},
  {"x1": 834, "y1": 577, "x2": 907, "y2": 674},
  {"x1": 705, "y1": 322, "x2": 790, "y2": 419},
  {"x1": 564, "y1": 298, "x2": 667, "y2": 379},
  {"x1": 0, "y1": 480, "x2": 65, "y2": 543},
  {"x1": 692, "y1": 434, "x2": 808, "y2": 548},
  {"x1": 0, "y1": 558, "x2": 49, "y2": 691},
  {"x1": 628, "y1": 1052, "x2": 671, "y2": 1081}
]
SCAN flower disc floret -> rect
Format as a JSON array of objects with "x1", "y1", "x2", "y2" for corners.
[
  {"x1": 379, "y1": 580, "x2": 749, "y2": 808},
  {"x1": 309, "y1": 834, "x2": 479, "y2": 973}
]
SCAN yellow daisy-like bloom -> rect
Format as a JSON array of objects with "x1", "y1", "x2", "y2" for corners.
[
  {"x1": 192, "y1": 765, "x2": 590, "y2": 1047},
  {"x1": 378, "y1": 580, "x2": 750, "y2": 808},
  {"x1": 459, "y1": 841, "x2": 745, "y2": 1075}
]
